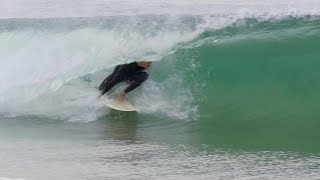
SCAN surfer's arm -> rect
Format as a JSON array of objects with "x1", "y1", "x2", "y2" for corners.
[
  {"x1": 99, "y1": 65, "x2": 121, "y2": 91},
  {"x1": 99, "y1": 64, "x2": 128, "y2": 96}
]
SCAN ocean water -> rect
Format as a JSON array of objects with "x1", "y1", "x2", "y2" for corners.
[{"x1": 1, "y1": 0, "x2": 320, "y2": 179}]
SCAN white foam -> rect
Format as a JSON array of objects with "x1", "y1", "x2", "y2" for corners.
[
  {"x1": 133, "y1": 78, "x2": 198, "y2": 120},
  {"x1": 0, "y1": 24, "x2": 200, "y2": 121}
]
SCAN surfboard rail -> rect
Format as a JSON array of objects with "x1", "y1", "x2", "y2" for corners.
[{"x1": 104, "y1": 99, "x2": 136, "y2": 112}]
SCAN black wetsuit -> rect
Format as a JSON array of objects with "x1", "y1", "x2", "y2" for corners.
[{"x1": 99, "y1": 62, "x2": 148, "y2": 95}]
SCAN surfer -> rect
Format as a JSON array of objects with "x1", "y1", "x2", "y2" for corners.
[{"x1": 98, "y1": 60, "x2": 152, "y2": 101}]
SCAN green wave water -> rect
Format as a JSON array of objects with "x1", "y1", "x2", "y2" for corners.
[{"x1": 156, "y1": 16, "x2": 320, "y2": 152}]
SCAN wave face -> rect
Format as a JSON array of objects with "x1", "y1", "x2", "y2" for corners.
[
  {"x1": 183, "y1": 16, "x2": 320, "y2": 151},
  {"x1": 0, "y1": 10, "x2": 320, "y2": 150}
]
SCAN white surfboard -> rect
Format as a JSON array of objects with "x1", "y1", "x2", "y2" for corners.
[{"x1": 104, "y1": 99, "x2": 136, "y2": 112}]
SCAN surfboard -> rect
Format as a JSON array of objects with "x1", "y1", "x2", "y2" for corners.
[
  {"x1": 104, "y1": 99, "x2": 136, "y2": 112},
  {"x1": 96, "y1": 87, "x2": 136, "y2": 111}
]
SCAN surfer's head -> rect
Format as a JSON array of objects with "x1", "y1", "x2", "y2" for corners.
[{"x1": 137, "y1": 60, "x2": 152, "y2": 69}]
